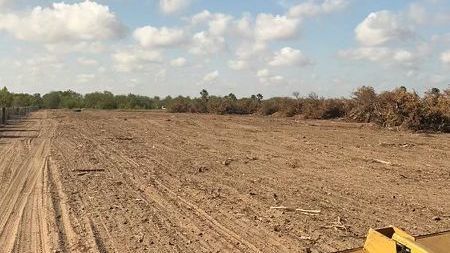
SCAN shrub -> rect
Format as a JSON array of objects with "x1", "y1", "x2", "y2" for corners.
[
  {"x1": 320, "y1": 99, "x2": 348, "y2": 119},
  {"x1": 302, "y1": 93, "x2": 323, "y2": 119},
  {"x1": 303, "y1": 96, "x2": 347, "y2": 120},
  {"x1": 348, "y1": 86, "x2": 378, "y2": 122},
  {"x1": 420, "y1": 88, "x2": 450, "y2": 132},
  {"x1": 167, "y1": 96, "x2": 191, "y2": 113},
  {"x1": 206, "y1": 96, "x2": 230, "y2": 114},
  {"x1": 259, "y1": 98, "x2": 299, "y2": 117},
  {"x1": 375, "y1": 88, "x2": 422, "y2": 129},
  {"x1": 190, "y1": 98, "x2": 208, "y2": 113},
  {"x1": 234, "y1": 98, "x2": 260, "y2": 114},
  {"x1": 259, "y1": 99, "x2": 281, "y2": 116}
]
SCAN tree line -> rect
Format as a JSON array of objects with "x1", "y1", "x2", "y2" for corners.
[
  {"x1": 0, "y1": 86, "x2": 448, "y2": 132},
  {"x1": 0, "y1": 87, "x2": 169, "y2": 110}
]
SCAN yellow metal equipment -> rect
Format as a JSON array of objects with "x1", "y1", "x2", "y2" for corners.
[{"x1": 340, "y1": 226, "x2": 450, "y2": 253}]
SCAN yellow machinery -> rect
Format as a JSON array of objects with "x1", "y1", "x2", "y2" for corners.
[{"x1": 340, "y1": 226, "x2": 450, "y2": 253}]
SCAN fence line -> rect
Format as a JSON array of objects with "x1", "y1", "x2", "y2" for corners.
[{"x1": 0, "y1": 106, "x2": 39, "y2": 125}]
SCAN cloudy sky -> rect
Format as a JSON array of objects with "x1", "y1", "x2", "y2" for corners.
[{"x1": 0, "y1": 0, "x2": 449, "y2": 98}]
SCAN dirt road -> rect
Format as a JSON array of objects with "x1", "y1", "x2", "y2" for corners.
[
  {"x1": 0, "y1": 110, "x2": 449, "y2": 252},
  {"x1": 0, "y1": 111, "x2": 56, "y2": 252}
]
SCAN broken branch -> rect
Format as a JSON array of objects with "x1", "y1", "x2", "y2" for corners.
[{"x1": 270, "y1": 206, "x2": 321, "y2": 214}]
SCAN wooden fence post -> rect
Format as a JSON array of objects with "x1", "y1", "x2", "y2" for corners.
[{"x1": 1, "y1": 107, "x2": 5, "y2": 125}]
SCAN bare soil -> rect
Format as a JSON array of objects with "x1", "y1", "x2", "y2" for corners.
[{"x1": 0, "y1": 110, "x2": 449, "y2": 252}]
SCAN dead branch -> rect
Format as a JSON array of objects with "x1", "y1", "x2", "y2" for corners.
[
  {"x1": 322, "y1": 216, "x2": 350, "y2": 232},
  {"x1": 372, "y1": 159, "x2": 392, "y2": 165},
  {"x1": 270, "y1": 206, "x2": 321, "y2": 214}
]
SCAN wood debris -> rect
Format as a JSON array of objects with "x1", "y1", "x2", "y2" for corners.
[
  {"x1": 322, "y1": 216, "x2": 350, "y2": 232},
  {"x1": 372, "y1": 159, "x2": 392, "y2": 165},
  {"x1": 270, "y1": 206, "x2": 321, "y2": 215}
]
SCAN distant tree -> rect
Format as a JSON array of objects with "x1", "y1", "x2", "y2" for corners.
[
  {"x1": 256, "y1": 93, "x2": 263, "y2": 102},
  {"x1": 32, "y1": 93, "x2": 43, "y2": 108},
  {"x1": 423, "y1": 88, "x2": 442, "y2": 107},
  {"x1": 167, "y1": 96, "x2": 191, "y2": 113},
  {"x1": 308, "y1": 92, "x2": 319, "y2": 100},
  {"x1": 430, "y1": 87, "x2": 440, "y2": 95},
  {"x1": 292, "y1": 91, "x2": 300, "y2": 99},
  {"x1": 84, "y1": 91, "x2": 117, "y2": 109},
  {"x1": 0, "y1": 87, "x2": 13, "y2": 107},
  {"x1": 11, "y1": 93, "x2": 38, "y2": 107},
  {"x1": 43, "y1": 92, "x2": 62, "y2": 109},
  {"x1": 200, "y1": 89, "x2": 209, "y2": 101},
  {"x1": 160, "y1": 96, "x2": 172, "y2": 108},
  {"x1": 60, "y1": 90, "x2": 83, "y2": 109},
  {"x1": 227, "y1": 93, "x2": 237, "y2": 101},
  {"x1": 115, "y1": 95, "x2": 128, "y2": 109}
]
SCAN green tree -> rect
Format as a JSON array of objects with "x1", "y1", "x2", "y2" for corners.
[
  {"x1": 200, "y1": 89, "x2": 209, "y2": 101},
  {"x1": 84, "y1": 91, "x2": 117, "y2": 109},
  {"x1": 32, "y1": 93, "x2": 43, "y2": 108},
  {"x1": 226, "y1": 93, "x2": 237, "y2": 101},
  {"x1": 256, "y1": 93, "x2": 263, "y2": 102},
  {"x1": 43, "y1": 91, "x2": 62, "y2": 109},
  {"x1": 0, "y1": 87, "x2": 13, "y2": 107},
  {"x1": 60, "y1": 90, "x2": 83, "y2": 109}
]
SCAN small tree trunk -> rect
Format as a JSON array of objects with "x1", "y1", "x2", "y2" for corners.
[{"x1": 1, "y1": 107, "x2": 6, "y2": 124}]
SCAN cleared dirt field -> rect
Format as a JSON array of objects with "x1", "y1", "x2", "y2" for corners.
[{"x1": 0, "y1": 110, "x2": 449, "y2": 252}]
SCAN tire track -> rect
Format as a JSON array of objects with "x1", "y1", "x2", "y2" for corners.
[{"x1": 0, "y1": 111, "x2": 62, "y2": 253}]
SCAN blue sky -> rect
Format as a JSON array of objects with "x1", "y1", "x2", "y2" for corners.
[{"x1": 0, "y1": 0, "x2": 449, "y2": 98}]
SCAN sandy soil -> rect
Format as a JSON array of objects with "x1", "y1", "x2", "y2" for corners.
[{"x1": 0, "y1": 110, "x2": 449, "y2": 252}]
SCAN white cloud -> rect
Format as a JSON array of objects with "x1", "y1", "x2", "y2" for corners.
[
  {"x1": 0, "y1": 2, "x2": 125, "y2": 43},
  {"x1": 113, "y1": 48, "x2": 163, "y2": 72},
  {"x1": 191, "y1": 10, "x2": 212, "y2": 24},
  {"x1": 25, "y1": 55, "x2": 63, "y2": 69},
  {"x1": 441, "y1": 50, "x2": 450, "y2": 65},
  {"x1": 235, "y1": 41, "x2": 268, "y2": 60},
  {"x1": 256, "y1": 69, "x2": 285, "y2": 85},
  {"x1": 208, "y1": 13, "x2": 233, "y2": 36},
  {"x1": 429, "y1": 74, "x2": 447, "y2": 86},
  {"x1": 288, "y1": 0, "x2": 348, "y2": 18},
  {"x1": 155, "y1": 68, "x2": 167, "y2": 82},
  {"x1": 202, "y1": 70, "x2": 219, "y2": 83},
  {"x1": 77, "y1": 57, "x2": 98, "y2": 66},
  {"x1": 160, "y1": 0, "x2": 191, "y2": 14},
  {"x1": 268, "y1": 47, "x2": 312, "y2": 67},
  {"x1": 77, "y1": 73, "x2": 95, "y2": 83},
  {"x1": 234, "y1": 15, "x2": 254, "y2": 38},
  {"x1": 404, "y1": 3, "x2": 450, "y2": 26},
  {"x1": 255, "y1": 13, "x2": 300, "y2": 41},
  {"x1": 338, "y1": 47, "x2": 420, "y2": 68},
  {"x1": 355, "y1": 10, "x2": 413, "y2": 46},
  {"x1": 257, "y1": 68, "x2": 270, "y2": 78},
  {"x1": 407, "y1": 3, "x2": 427, "y2": 25},
  {"x1": 0, "y1": 0, "x2": 11, "y2": 8},
  {"x1": 170, "y1": 57, "x2": 187, "y2": 67},
  {"x1": 133, "y1": 26, "x2": 185, "y2": 48},
  {"x1": 435, "y1": 13, "x2": 450, "y2": 25},
  {"x1": 0, "y1": 0, "x2": 15, "y2": 10},
  {"x1": 269, "y1": 75, "x2": 285, "y2": 83},
  {"x1": 45, "y1": 41, "x2": 106, "y2": 54},
  {"x1": 191, "y1": 10, "x2": 233, "y2": 36},
  {"x1": 228, "y1": 60, "x2": 249, "y2": 70},
  {"x1": 189, "y1": 31, "x2": 225, "y2": 55}
]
